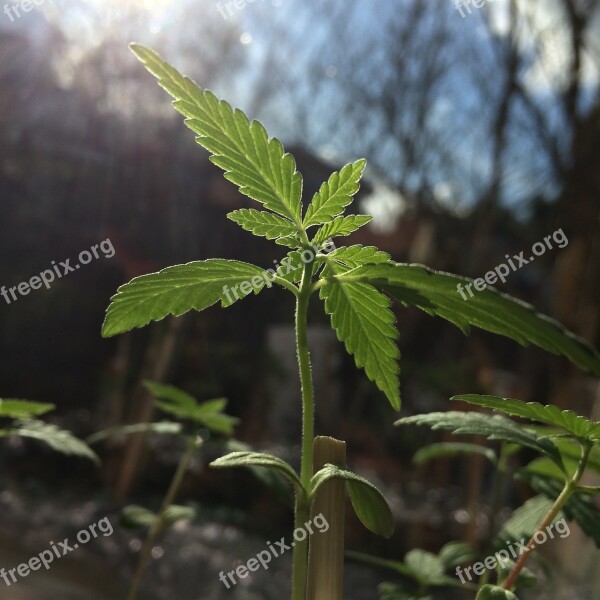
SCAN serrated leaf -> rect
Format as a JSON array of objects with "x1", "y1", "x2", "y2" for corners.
[
  {"x1": 438, "y1": 541, "x2": 478, "y2": 568},
  {"x1": 0, "y1": 399, "x2": 54, "y2": 419},
  {"x1": 312, "y1": 215, "x2": 372, "y2": 246},
  {"x1": 303, "y1": 159, "x2": 366, "y2": 227},
  {"x1": 395, "y1": 412, "x2": 564, "y2": 468},
  {"x1": 6, "y1": 420, "x2": 99, "y2": 463},
  {"x1": 102, "y1": 259, "x2": 270, "y2": 337},
  {"x1": 227, "y1": 209, "x2": 298, "y2": 241},
  {"x1": 320, "y1": 261, "x2": 400, "y2": 410},
  {"x1": 453, "y1": 395, "x2": 600, "y2": 441},
  {"x1": 275, "y1": 234, "x2": 303, "y2": 249},
  {"x1": 476, "y1": 585, "x2": 519, "y2": 600},
  {"x1": 311, "y1": 464, "x2": 394, "y2": 538},
  {"x1": 327, "y1": 245, "x2": 391, "y2": 269},
  {"x1": 210, "y1": 451, "x2": 303, "y2": 490},
  {"x1": 498, "y1": 495, "x2": 561, "y2": 540},
  {"x1": 413, "y1": 442, "x2": 497, "y2": 466},
  {"x1": 331, "y1": 263, "x2": 600, "y2": 378},
  {"x1": 274, "y1": 249, "x2": 320, "y2": 284},
  {"x1": 131, "y1": 44, "x2": 303, "y2": 223},
  {"x1": 86, "y1": 421, "x2": 183, "y2": 445}
]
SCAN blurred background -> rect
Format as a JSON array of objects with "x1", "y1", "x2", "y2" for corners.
[{"x1": 0, "y1": 0, "x2": 599, "y2": 598}]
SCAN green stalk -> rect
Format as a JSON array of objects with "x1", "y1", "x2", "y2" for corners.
[
  {"x1": 500, "y1": 441, "x2": 592, "y2": 592},
  {"x1": 127, "y1": 437, "x2": 198, "y2": 600},
  {"x1": 291, "y1": 260, "x2": 317, "y2": 600}
]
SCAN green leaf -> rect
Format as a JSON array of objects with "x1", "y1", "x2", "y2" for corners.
[
  {"x1": 327, "y1": 245, "x2": 391, "y2": 268},
  {"x1": 346, "y1": 551, "x2": 416, "y2": 578},
  {"x1": 144, "y1": 381, "x2": 238, "y2": 435},
  {"x1": 521, "y1": 472, "x2": 600, "y2": 548},
  {"x1": 404, "y1": 549, "x2": 445, "y2": 582},
  {"x1": 320, "y1": 261, "x2": 400, "y2": 410},
  {"x1": 413, "y1": 442, "x2": 497, "y2": 466},
  {"x1": 476, "y1": 585, "x2": 519, "y2": 600},
  {"x1": 312, "y1": 215, "x2": 372, "y2": 246},
  {"x1": 438, "y1": 541, "x2": 478, "y2": 569},
  {"x1": 86, "y1": 421, "x2": 183, "y2": 445},
  {"x1": 0, "y1": 399, "x2": 54, "y2": 419},
  {"x1": 102, "y1": 259, "x2": 270, "y2": 337},
  {"x1": 378, "y1": 584, "x2": 432, "y2": 600},
  {"x1": 311, "y1": 464, "x2": 394, "y2": 538},
  {"x1": 224, "y1": 440, "x2": 294, "y2": 507},
  {"x1": 498, "y1": 495, "x2": 561, "y2": 541},
  {"x1": 395, "y1": 412, "x2": 564, "y2": 468},
  {"x1": 6, "y1": 420, "x2": 99, "y2": 464},
  {"x1": 210, "y1": 451, "x2": 303, "y2": 490},
  {"x1": 131, "y1": 44, "x2": 303, "y2": 223},
  {"x1": 496, "y1": 560, "x2": 538, "y2": 589},
  {"x1": 330, "y1": 263, "x2": 600, "y2": 378},
  {"x1": 227, "y1": 209, "x2": 298, "y2": 241},
  {"x1": 120, "y1": 504, "x2": 196, "y2": 530},
  {"x1": 303, "y1": 159, "x2": 366, "y2": 227},
  {"x1": 454, "y1": 395, "x2": 600, "y2": 441}
]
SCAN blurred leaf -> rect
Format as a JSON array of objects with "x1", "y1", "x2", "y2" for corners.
[
  {"x1": 496, "y1": 560, "x2": 538, "y2": 589},
  {"x1": 144, "y1": 381, "x2": 238, "y2": 436},
  {"x1": 131, "y1": 44, "x2": 303, "y2": 224},
  {"x1": 498, "y1": 495, "x2": 561, "y2": 541},
  {"x1": 520, "y1": 472, "x2": 600, "y2": 548},
  {"x1": 438, "y1": 541, "x2": 478, "y2": 569},
  {"x1": 5, "y1": 420, "x2": 99, "y2": 464},
  {"x1": 378, "y1": 583, "x2": 432, "y2": 600},
  {"x1": 0, "y1": 399, "x2": 54, "y2": 419},
  {"x1": 311, "y1": 464, "x2": 394, "y2": 538},
  {"x1": 476, "y1": 585, "x2": 519, "y2": 600},
  {"x1": 453, "y1": 395, "x2": 600, "y2": 441},
  {"x1": 404, "y1": 549, "x2": 444, "y2": 581},
  {"x1": 210, "y1": 451, "x2": 302, "y2": 489},
  {"x1": 413, "y1": 442, "x2": 497, "y2": 466},
  {"x1": 102, "y1": 260, "x2": 269, "y2": 336},
  {"x1": 120, "y1": 504, "x2": 196, "y2": 530},
  {"x1": 87, "y1": 421, "x2": 182, "y2": 445},
  {"x1": 396, "y1": 412, "x2": 563, "y2": 469}
]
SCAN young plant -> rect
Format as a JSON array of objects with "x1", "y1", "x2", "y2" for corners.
[
  {"x1": 0, "y1": 398, "x2": 98, "y2": 463},
  {"x1": 88, "y1": 381, "x2": 238, "y2": 600},
  {"x1": 397, "y1": 394, "x2": 600, "y2": 599},
  {"x1": 101, "y1": 43, "x2": 600, "y2": 599}
]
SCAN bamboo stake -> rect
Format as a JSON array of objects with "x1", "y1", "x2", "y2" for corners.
[{"x1": 306, "y1": 436, "x2": 346, "y2": 600}]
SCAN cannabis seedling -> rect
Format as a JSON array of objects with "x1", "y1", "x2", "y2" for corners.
[
  {"x1": 101, "y1": 44, "x2": 600, "y2": 599},
  {"x1": 88, "y1": 381, "x2": 238, "y2": 600}
]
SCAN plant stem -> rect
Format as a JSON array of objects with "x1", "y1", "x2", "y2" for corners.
[
  {"x1": 127, "y1": 437, "x2": 198, "y2": 600},
  {"x1": 291, "y1": 261, "x2": 317, "y2": 600},
  {"x1": 501, "y1": 442, "x2": 592, "y2": 592}
]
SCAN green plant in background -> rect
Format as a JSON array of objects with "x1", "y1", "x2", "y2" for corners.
[
  {"x1": 396, "y1": 394, "x2": 600, "y2": 599},
  {"x1": 88, "y1": 381, "x2": 238, "y2": 600},
  {"x1": 0, "y1": 398, "x2": 97, "y2": 463},
  {"x1": 100, "y1": 43, "x2": 600, "y2": 599}
]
